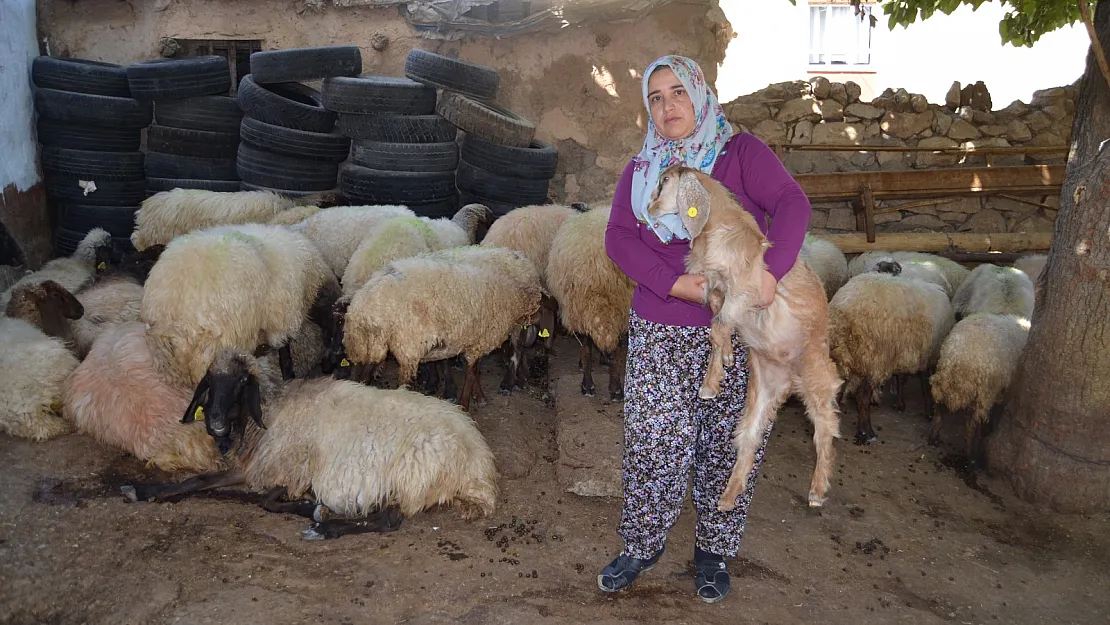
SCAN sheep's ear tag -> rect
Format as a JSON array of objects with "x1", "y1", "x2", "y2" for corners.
[
  {"x1": 193, "y1": 406, "x2": 205, "y2": 422},
  {"x1": 538, "y1": 328, "x2": 550, "y2": 338},
  {"x1": 687, "y1": 206, "x2": 699, "y2": 218},
  {"x1": 340, "y1": 358, "x2": 350, "y2": 368},
  {"x1": 96, "y1": 261, "x2": 106, "y2": 270}
]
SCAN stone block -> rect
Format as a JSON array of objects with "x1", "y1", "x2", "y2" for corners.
[
  {"x1": 979, "y1": 124, "x2": 1009, "y2": 137},
  {"x1": 809, "y1": 208, "x2": 828, "y2": 229},
  {"x1": 844, "y1": 80, "x2": 862, "y2": 104},
  {"x1": 775, "y1": 97, "x2": 822, "y2": 123},
  {"x1": 809, "y1": 76, "x2": 831, "y2": 98},
  {"x1": 828, "y1": 82, "x2": 848, "y2": 105},
  {"x1": 915, "y1": 136, "x2": 960, "y2": 167},
  {"x1": 820, "y1": 99, "x2": 845, "y2": 122},
  {"x1": 752, "y1": 119, "x2": 787, "y2": 145},
  {"x1": 880, "y1": 111, "x2": 934, "y2": 139},
  {"x1": 845, "y1": 102, "x2": 881, "y2": 119},
  {"x1": 1006, "y1": 120, "x2": 1032, "y2": 142},
  {"x1": 946, "y1": 119, "x2": 980, "y2": 140},
  {"x1": 826, "y1": 207, "x2": 857, "y2": 230},
  {"x1": 791, "y1": 120, "x2": 813, "y2": 145},
  {"x1": 728, "y1": 102, "x2": 771, "y2": 127},
  {"x1": 813, "y1": 121, "x2": 866, "y2": 145},
  {"x1": 939, "y1": 211, "x2": 969, "y2": 223},
  {"x1": 959, "y1": 209, "x2": 1007, "y2": 233}
]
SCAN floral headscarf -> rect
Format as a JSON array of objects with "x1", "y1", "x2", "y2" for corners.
[{"x1": 629, "y1": 55, "x2": 733, "y2": 243}]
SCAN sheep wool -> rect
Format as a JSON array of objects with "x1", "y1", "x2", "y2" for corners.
[
  {"x1": 141, "y1": 223, "x2": 333, "y2": 387},
  {"x1": 848, "y1": 251, "x2": 969, "y2": 296},
  {"x1": 545, "y1": 205, "x2": 635, "y2": 354},
  {"x1": 950, "y1": 263, "x2": 1035, "y2": 320},
  {"x1": 291, "y1": 204, "x2": 417, "y2": 276},
  {"x1": 63, "y1": 322, "x2": 223, "y2": 473},
  {"x1": 341, "y1": 217, "x2": 438, "y2": 297},
  {"x1": 1013, "y1": 253, "x2": 1047, "y2": 286},
  {"x1": 480, "y1": 204, "x2": 578, "y2": 288},
  {"x1": 0, "y1": 228, "x2": 111, "y2": 311},
  {"x1": 0, "y1": 317, "x2": 79, "y2": 440},
  {"x1": 799, "y1": 234, "x2": 849, "y2": 300},
  {"x1": 70, "y1": 278, "x2": 145, "y2": 359}
]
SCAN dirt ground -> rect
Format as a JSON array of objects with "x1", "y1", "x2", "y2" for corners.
[{"x1": 1, "y1": 336, "x2": 1108, "y2": 625}]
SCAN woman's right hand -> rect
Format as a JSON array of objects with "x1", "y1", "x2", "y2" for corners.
[{"x1": 670, "y1": 273, "x2": 708, "y2": 303}]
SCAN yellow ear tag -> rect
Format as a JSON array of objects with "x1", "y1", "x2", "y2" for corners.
[
  {"x1": 340, "y1": 358, "x2": 350, "y2": 367},
  {"x1": 96, "y1": 261, "x2": 106, "y2": 270},
  {"x1": 538, "y1": 328, "x2": 550, "y2": 338},
  {"x1": 687, "y1": 206, "x2": 699, "y2": 218},
  {"x1": 194, "y1": 405, "x2": 205, "y2": 421}
]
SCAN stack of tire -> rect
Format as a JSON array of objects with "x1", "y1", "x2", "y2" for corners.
[
  {"x1": 235, "y1": 46, "x2": 360, "y2": 198},
  {"x1": 31, "y1": 56, "x2": 151, "y2": 256},
  {"x1": 125, "y1": 56, "x2": 241, "y2": 197},
  {"x1": 328, "y1": 74, "x2": 458, "y2": 217},
  {"x1": 403, "y1": 49, "x2": 558, "y2": 218}
]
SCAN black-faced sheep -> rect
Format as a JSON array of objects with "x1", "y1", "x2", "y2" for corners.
[{"x1": 1, "y1": 227, "x2": 111, "y2": 311}]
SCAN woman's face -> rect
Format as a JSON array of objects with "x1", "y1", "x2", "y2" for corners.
[{"x1": 647, "y1": 67, "x2": 695, "y2": 141}]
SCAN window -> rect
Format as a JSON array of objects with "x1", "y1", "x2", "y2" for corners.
[
  {"x1": 808, "y1": 2, "x2": 874, "y2": 66},
  {"x1": 174, "y1": 39, "x2": 263, "y2": 94}
]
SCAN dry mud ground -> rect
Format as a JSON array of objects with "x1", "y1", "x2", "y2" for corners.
[{"x1": 1, "y1": 335, "x2": 1108, "y2": 625}]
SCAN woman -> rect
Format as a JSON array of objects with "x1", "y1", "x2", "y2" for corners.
[{"x1": 598, "y1": 55, "x2": 812, "y2": 604}]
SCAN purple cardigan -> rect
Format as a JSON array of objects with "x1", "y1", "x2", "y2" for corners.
[{"x1": 605, "y1": 133, "x2": 812, "y2": 327}]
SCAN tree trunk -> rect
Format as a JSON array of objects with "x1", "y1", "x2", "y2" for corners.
[{"x1": 986, "y1": 0, "x2": 1110, "y2": 513}]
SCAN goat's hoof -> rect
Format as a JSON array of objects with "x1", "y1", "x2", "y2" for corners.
[
  {"x1": 807, "y1": 493, "x2": 827, "y2": 508},
  {"x1": 698, "y1": 387, "x2": 718, "y2": 400},
  {"x1": 716, "y1": 501, "x2": 737, "y2": 512},
  {"x1": 120, "y1": 485, "x2": 138, "y2": 503}
]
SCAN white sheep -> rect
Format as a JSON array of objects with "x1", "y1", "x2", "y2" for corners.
[
  {"x1": 545, "y1": 205, "x2": 636, "y2": 401},
  {"x1": 647, "y1": 165, "x2": 841, "y2": 510},
  {"x1": 1013, "y1": 253, "x2": 1047, "y2": 285},
  {"x1": 799, "y1": 234, "x2": 849, "y2": 300},
  {"x1": 848, "y1": 250, "x2": 969, "y2": 296},
  {"x1": 1, "y1": 228, "x2": 111, "y2": 312},
  {"x1": 829, "y1": 268, "x2": 955, "y2": 443},
  {"x1": 950, "y1": 263, "x2": 1035, "y2": 320},
  {"x1": 340, "y1": 214, "x2": 473, "y2": 298},
  {"x1": 122, "y1": 347, "x2": 499, "y2": 539},
  {"x1": 141, "y1": 222, "x2": 336, "y2": 388},
  {"x1": 480, "y1": 203, "x2": 578, "y2": 288},
  {"x1": 928, "y1": 313, "x2": 1030, "y2": 465},
  {"x1": 131, "y1": 188, "x2": 333, "y2": 250}
]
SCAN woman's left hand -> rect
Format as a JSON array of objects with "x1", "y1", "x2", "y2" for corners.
[{"x1": 755, "y1": 270, "x2": 777, "y2": 309}]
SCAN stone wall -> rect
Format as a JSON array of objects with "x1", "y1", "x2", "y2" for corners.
[{"x1": 724, "y1": 79, "x2": 1076, "y2": 236}]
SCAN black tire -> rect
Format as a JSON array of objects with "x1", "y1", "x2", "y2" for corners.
[
  {"x1": 239, "y1": 116, "x2": 350, "y2": 162},
  {"x1": 34, "y1": 88, "x2": 152, "y2": 128},
  {"x1": 36, "y1": 119, "x2": 141, "y2": 152},
  {"x1": 350, "y1": 140, "x2": 458, "y2": 173},
  {"x1": 39, "y1": 147, "x2": 145, "y2": 181},
  {"x1": 56, "y1": 203, "x2": 137, "y2": 237},
  {"x1": 145, "y1": 152, "x2": 239, "y2": 181},
  {"x1": 147, "y1": 125, "x2": 240, "y2": 158},
  {"x1": 456, "y1": 160, "x2": 549, "y2": 205},
  {"x1": 249, "y1": 46, "x2": 362, "y2": 84},
  {"x1": 31, "y1": 56, "x2": 131, "y2": 97},
  {"x1": 461, "y1": 135, "x2": 558, "y2": 180},
  {"x1": 153, "y1": 95, "x2": 243, "y2": 132},
  {"x1": 457, "y1": 191, "x2": 522, "y2": 217},
  {"x1": 436, "y1": 91, "x2": 534, "y2": 148},
  {"x1": 335, "y1": 113, "x2": 456, "y2": 142},
  {"x1": 321, "y1": 76, "x2": 436, "y2": 115},
  {"x1": 338, "y1": 163, "x2": 456, "y2": 204},
  {"x1": 147, "y1": 178, "x2": 243, "y2": 193},
  {"x1": 55, "y1": 226, "x2": 134, "y2": 256},
  {"x1": 408, "y1": 196, "x2": 460, "y2": 219},
  {"x1": 404, "y1": 49, "x2": 499, "y2": 101},
  {"x1": 44, "y1": 174, "x2": 147, "y2": 206},
  {"x1": 240, "y1": 181, "x2": 337, "y2": 199},
  {"x1": 236, "y1": 75, "x2": 335, "y2": 133},
  {"x1": 236, "y1": 143, "x2": 338, "y2": 191},
  {"x1": 125, "y1": 56, "x2": 231, "y2": 100}
]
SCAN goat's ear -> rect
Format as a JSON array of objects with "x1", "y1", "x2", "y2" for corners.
[
  {"x1": 182, "y1": 376, "x2": 210, "y2": 424},
  {"x1": 676, "y1": 170, "x2": 711, "y2": 239},
  {"x1": 244, "y1": 374, "x2": 266, "y2": 430}
]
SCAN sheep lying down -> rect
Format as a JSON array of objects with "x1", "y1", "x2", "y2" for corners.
[{"x1": 122, "y1": 348, "x2": 499, "y2": 540}]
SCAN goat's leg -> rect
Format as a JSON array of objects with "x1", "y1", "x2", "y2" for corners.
[
  {"x1": 706, "y1": 289, "x2": 734, "y2": 368},
  {"x1": 919, "y1": 371, "x2": 935, "y2": 419},
  {"x1": 470, "y1": 357, "x2": 488, "y2": 408},
  {"x1": 718, "y1": 353, "x2": 791, "y2": 511},
  {"x1": 579, "y1": 338, "x2": 596, "y2": 397},
  {"x1": 459, "y1": 361, "x2": 476, "y2": 412},
  {"x1": 302, "y1": 505, "x2": 404, "y2": 541},
  {"x1": 440, "y1": 360, "x2": 458, "y2": 403},
  {"x1": 697, "y1": 319, "x2": 731, "y2": 400},
  {"x1": 608, "y1": 333, "x2": 629, "y2": 403},
  {"x1": 854, "y1": 379, "x2": 878, "y2": 444},
  {"x1": 928, "y1": 404, "x2": 944, "y2": 447},
  {"x1": 121, "y1": 469, "x2": 246, "y2": 503},
  {"x1": 798, "y1": 353, "x2": 842, "y2": 508},
  {"x1": 278, "y1": 343, "x2": 296, "y2": 381}
]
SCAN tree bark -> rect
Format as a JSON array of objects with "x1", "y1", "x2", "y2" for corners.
[{"x1": 986, "y1": 0, "x2": 1110, "y2": 513}]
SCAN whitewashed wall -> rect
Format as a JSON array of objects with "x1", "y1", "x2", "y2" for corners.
[{"x1": 0, "y1": 0, "x2": 40, "y2": 194}]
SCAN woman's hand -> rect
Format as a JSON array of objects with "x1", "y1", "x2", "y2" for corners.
[
  {"x1": 755, "y1": 270, "x2": 777, "y2": 309},
  {"x1": 670, "y1": 273, "x2": 708, "y2": 303}
]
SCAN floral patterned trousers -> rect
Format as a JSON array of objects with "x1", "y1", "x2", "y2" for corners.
[{"x1": 618, "y1": 309, "x2": 773, "y2": 559}]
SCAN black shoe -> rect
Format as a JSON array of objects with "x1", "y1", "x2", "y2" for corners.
[
  {"x1": 597, "y1": 547, "x2": 664, "y2": 593},
  {"x1": 694, "y1": 547, "x2": 730, "y2": 604}
]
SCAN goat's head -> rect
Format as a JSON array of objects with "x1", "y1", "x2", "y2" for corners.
[
  {"x1": 94, "y1": 241, "x2": 164, "y2": 283},
  {"x1": 321, "y1": 296, "x2": 353, "y2": 378},
  {"x1": 94, "y1": 240, "x2": 123, "y2": 275},
  {"x1": 527, "y1": 293, "x2": 559, "y2": 351},
  {"x1": 569, "y1": 202, "x2": 590, "y2": 213},
  {"x1": 181, "y1": 349, "x2": 266, "y2": 455},
  {"x1": 874, "y1": 260, "x2": 902, "y2": 276},
  {"x1": 647, "y1": 165, "x2": 712, "y2": 239},
  {"x1": 5, "y1": 280, "x2": 84, "y2": 339}
]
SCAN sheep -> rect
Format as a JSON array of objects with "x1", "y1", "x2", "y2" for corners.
[
  {"x1": 828, "y1": 268, "x2": 955, "y2": 443},
  {"x1": 121, "y1": 347, "x2": 500, "y2": 540},
  {"x1": 1, "y1": 281, "x2": 84, "y2": 440},
  {"x1": 0, "y1": 266, "x2": 27, "y2": 292},
  {"x1": 140, "y1": 222, "x2": 336, "y2": 389},
  {"x1": 63, "y1": 321, "x2": 224, "y2": 473},
  {"x1": 1013, "y1": 253, "x2": 1047, "y2": 285},
  {"x1": 546, "y1": 204, "x2": 636, "y2": 401},
  {"x1": 337, "y1": 246, "x2": 544, "y2": 411},
  {"x1": 340, "y1": 215, "x2": 460, "y2": 298},
  {"x1": 130, "y1": 188, "x2": 335, "y2": 250},
  {"x1": 950, "y1": 263, "x2": 1035, "y2": 320},
  {"x1": 848, "y1": 250, "x2": 969, "y2": 296},
  {"x1": 799, "y1": 234, "x2": 849, "y2": 300},
  {"x1": 928, "y1": 313, "x2": 1030, "y2": 466},
  {"x1": 647, "y1": 165, "x2": 841, "y2": 510},
  {"x1": 1, "y1": 228, "x2": 111, "y2": 312}
]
